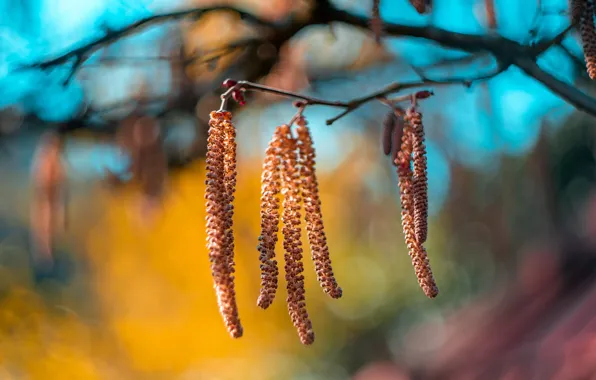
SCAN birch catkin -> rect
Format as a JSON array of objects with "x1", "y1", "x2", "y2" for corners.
[
  {"x1": 30, "y1": 132, "x2": 66, "y2": 267},
  {"x1": 257, "y1": 126, "x2": 284, "y2": 309},
  {"x1": 279, "y1": 125, "x2": 314, "y2": 345},
  {"x1": 396, "y1": 118, "x2": 438, "y2": 298},
  {"x1": 370, "y1": 0, "x2": 383, "y2": 44},
  {"x1": 205, "y1": 110, "x2": 242, "y2": 338},
  {"x1": 407, "y1": 107, "x2": 429, "y2": 244},
  {"x1": 296, "y1": 117, "x2": 342, "y2": 299},
  {"x1": 222, "y1": 113, "x2": 238, "y2": 277},
  {"x1": 409, "y1": 0, "x2": 432, "y2": 14},
  {"x1": 571, "y1": 0, "x2": 585, "y2": 25}
]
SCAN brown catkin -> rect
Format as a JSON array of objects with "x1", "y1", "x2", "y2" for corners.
[
  {"x1": 205, "y1": 110, "x2": 242, "y2": 338},
  {"x1": 131, "y1": 116, "x2": 168, "y2": 209},
  {"x1": 296, "y1": 117, "x2": 342, "y2": 299},
  {"x1": 407, "y1": 108, "x2": 428, "y2": 244},
  {"x1": 412, "y1": 245, "x2": 438, "y2": 298},
  {"x1": 257, "y1": 126, "x2": 284, "y2": 309},
  {"x1": 382, "y1": 111, "x2": 396, "y2": 156},
  {"x1": 396, "y1": 124, "x2": 416, "y2": 262},
  {"x1": 30, "y1": 132, "x2": 66, "y2": 266},
  {"x1": 409, "y1": 0, "x2": 432, "y2": 14},
  {"x1": 580, "y1": 0, "x2": 596, "y2": 79},
  {"x1": 395, "y1": 120, "x2": 438, "y2": 299},
  {"x1": 222, "y1": 113, "x2": 238, "y2": 276},
  {"x1": 279, "y1": 125, "x2": 314, "y2": 345},
  {"x1": 371, "y1": 0, "x2": 383, "y2": 44},
  {"x1": 571, "y1": 0, "x2": 585, "y2": 24},
  {"x1": 391, "y1": 113, "x2": 405, "y2": 164},
  {"x1": 485, "y1": 0, "x2": 497, "y2": 29}
]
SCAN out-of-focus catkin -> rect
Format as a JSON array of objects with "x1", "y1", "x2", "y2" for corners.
[
  {"x1": 257, "y1": 125, "x2": 284, "y2": 309},
  {"x1": 370, "y1": 0, "x2": 383, "y2": 44},
  {"x1": 408, "y1": 0, "x2": 432, "y2": 14},
  {"x1": 485, "y1": 0, "x2": 497, "y2": 29},
  {"x1": 395, "y1": 119, "x2": 438, "y2": 299},
  {"x1": 30, "y1": 132, "x2": 67, "y2": 266},
  {"x1": 130, "y1": 116, "x2": 168, "y2": 216},
  {"x1": 571, "y1": 0, "x2": 585, "y2": 25},
  {"x1": 382, "y1": 111, "x2": 396, "y2": 156},
  {"x1": 407, "y1": 108, "x2": 428, "y2": 244},
  {"x1": 279, "y1": 125, "x2": 314, "y2": 345},
  {"x1": 205, "y1": 110, "x2": 243, "y2": 338},
  {"x1": 296, "y1": 117, "x2": 342, "y2": 299},
  {"x1": 580, "y1": 0, "x2": 596, "y2": 79}
]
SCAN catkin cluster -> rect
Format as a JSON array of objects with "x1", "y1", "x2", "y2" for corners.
[
  {"x1": 256, "y1": 117, "x2": 342, "y2": 345},
  {"x1": 205, "y1": 102, "x2": 437, "y2": 342},
  {"x1": 205, "y1": 110, "x2": 243, "y2": 338},
  {"x1": 392, "y1": 107, "x2": 438, "y2": 298},
  {"x1": 577, "y1": 0, "x2": 596, "y2": 79}
]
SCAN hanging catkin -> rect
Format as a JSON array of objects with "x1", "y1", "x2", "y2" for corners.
[
  {"x1": 571, "y1": 0, "x2": 585, "y2": 25},
  {"x1": 279, "y1": 124, "x2": 314, "y2": 345},
  {"x1": 370, "y1": 0, "x2": 383, "y2": 44},
  {"x1": 296, "y1": 117, "x2": 342, "y2": 299},
  {"x1": 407, "y1": 107, "x2": 428, "y2": 244},
  {"x1": 257, "y1": 125, "x2": 284, "y2": 309},
  {"x1": 396, "y1": 119, "x2": 438, "y2": 298},
  {"x1": 30, "y1": 132, "x2": 66, "y2": 268},
  {"x1": 408, "y1": 0, "x2": 432, "y2": 14},
  {"x1": 205, "y1": 110, "x2": 242, "y2": 338}
]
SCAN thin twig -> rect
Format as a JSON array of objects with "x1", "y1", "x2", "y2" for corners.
[{"x1": 219, "y1": 67, "x2": 505, "y2": 124}]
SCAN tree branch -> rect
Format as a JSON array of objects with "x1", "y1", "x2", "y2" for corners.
[
  {"x1": 10, "y1": 0, "x2": 595, "y2": 120},
  {"x1": 328, "y1": 7, "x2": 594, "y2": 116},
  {"x1": 514, "y1": 57, "x2": 596, "y2": 116},
  {"x1": 220, "y1": 64, "x2": 505, "y2": 125},
  {"x1": 16, "y1": 6, "x2": 277, "y2": 83}
]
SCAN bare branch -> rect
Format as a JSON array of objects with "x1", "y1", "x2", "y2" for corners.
[
  {"x1": 10, "y1": 0, "x2": 596, "y2": 120},
  {"x1": 219, "y1": 66, "x2": 505, "y2": 125},
  {"x1": 16, "y1": 6, "x2": 277, "y2": 83},
  {"x1": 327, "y1": 7, "x2": 596, "y2": 117},
  {"x1": 515, "y1": 57, "x2": 596, "y2": 115},
  {"x1": 531, "y1": 25, "x2": 575, "y2": 56}
]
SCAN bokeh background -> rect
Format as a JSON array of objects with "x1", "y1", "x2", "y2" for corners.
[{"x1": 1, "y1": 0, "x2": 596, "y2": 379}]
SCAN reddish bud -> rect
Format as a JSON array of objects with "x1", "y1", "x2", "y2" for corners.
[
  {"x1": 415, "y1": 90, "x2": 434, "y2": 99},
  {"x1": 223, "y1": 79, "x2": 238, "y2": 88},
  {"x1": 232, "y1": 90, "x2": 246, "y2": 106},
  {"x1": 293, "y1": 101, "x2": 306, "y2": 108}
]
